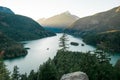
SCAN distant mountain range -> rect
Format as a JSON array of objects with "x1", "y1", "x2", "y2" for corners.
[
  {"x1": 38, "y1": 11, "x2": 79, "y2": 31},
  {"x1": 66, "y1": 6, "x2": 120, "y2": 52}
]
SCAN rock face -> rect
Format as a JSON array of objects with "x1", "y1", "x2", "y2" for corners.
[{"x1": 60, "y1": 71, "x2": 89, "y2": 80}]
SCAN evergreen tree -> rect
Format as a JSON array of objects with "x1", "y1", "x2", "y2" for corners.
[
  {"x1": 114, "y1": 59, "x2": 120, "y2": 79},
  {"x1": 59, "y1": 33, "x2": 69, "y2": 51},
  {"x1": 38, "y1": 58, "x2": 58, "y2": 80},
  {"x1": 28, "y1": 70, "x2": 36, "y2": 80},
  {"x1": 12, "y1": 66, "x2": 20, "y2": 80},
  {"x1": 20, "y1": 73, "x2": 27, "y2": 80},
  {"x1": 0, "y1": 58, "x2": 10, "y2": 80}
]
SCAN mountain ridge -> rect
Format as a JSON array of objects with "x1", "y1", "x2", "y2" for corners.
[
  {"x1": 0, "y1": 12, "x2": 55, "y2": 41},
  {"x1": 66, "y1": 6, "x2": 120, "y2": 35},
  {"x1": 65, "y1": 5, "x2": 120, "y2": 52},
  {"x1": 38, "y1": 11, "x2": 79, "y2": 28}
]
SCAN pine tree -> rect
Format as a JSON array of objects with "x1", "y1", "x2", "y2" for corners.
[
  {"x1": 12, "y1": 66, "x2": 20, "y2": 80},
  {"x1": 0, "y1": 58, "x2": 10, "y2": 80},
  {"x1": 38, "y1": 58, "x2": 58, "y2": 80},
  {"x1": 20, "y1": 73, "x2": 27, "y2": 80},
  {"x1": 59, "y1": 33, "x2": 69, "y2": 51},
  {"x1": 28, "y1": 70, "x2": 36, "y2": 80}
]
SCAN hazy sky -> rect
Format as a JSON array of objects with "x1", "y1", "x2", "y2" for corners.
[{"x1": 0, "y1": 0, "x2": 120, "y2": 20}]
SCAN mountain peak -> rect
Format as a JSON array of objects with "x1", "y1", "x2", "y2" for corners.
[
  {"x1": 38, "y1": 11, "x2": 79, "y2": 28},
  {"x1": 0, "y1": 6, "x2": 14, "y2": 14},
  {"x1": 115, "y1": 6, "x2": 120, "y2": 12},
  {"x1": 62, "y1": 11, "x2": 71, "y2": 15}
]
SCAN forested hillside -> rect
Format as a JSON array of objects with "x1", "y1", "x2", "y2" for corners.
[
  {"x1": 83, "y1": 30, "x2": 120, "y2": 52},
  {"x1": 0, "y1": 6, "x2": 55, "y2": 59},
  {"x1": 0, "y1": 12, "x2": 55, "y2": 41},
  {"x1": 0, "y1": 32, "x2": 27, "y2": 59},
  {"x1": 66, "y1": 6, "x2": 120, "y2": 52}
]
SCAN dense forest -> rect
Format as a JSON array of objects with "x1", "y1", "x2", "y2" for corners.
[
  {"x1": 83, "y1": 30, "x2": 120, "y2": 52},
  {"x1": 0, "y1": 12, "x2": 55, "y2": 41},
  {"x1": 0, "y1": 32, "x2": 27, "y2": 59},
  {"x1": 0, "y1": 50, "x2": 120, "y2": 80}
]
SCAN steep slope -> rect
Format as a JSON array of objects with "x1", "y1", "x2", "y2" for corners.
[
  {"x1": 83, "y1": 31, "x2": 120, "y2": 52},
  {"x1": 66, "y1": 6, "x2": 120, "y2": 52},
  {"x1": 0, "y1": 32, "x2": 27, "y2": 59},
  {"x1": 0, "y1": 12, "x2": 55, "y2": 41},
  {"x1": 67, "y1": 6, "x2": 120, "y2": 36},
  {"x1": 38, "y1": 11, "x2": 79, "y2": 28},
  {"x1": 0, "y1": 6, "x2": 55, "y2": 59}
]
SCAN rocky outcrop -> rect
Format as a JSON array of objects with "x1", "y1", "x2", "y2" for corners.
[{"x1": 60, "y1": 71, "x2": 89, "y2": 80}]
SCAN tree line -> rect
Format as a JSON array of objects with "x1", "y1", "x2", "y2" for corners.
[
  {"x1": 0, "y1": 33, "x2": 120, "y2": 80},
  {"x1": 83, "y1": 31, "x2": 120, "y2": 53}
]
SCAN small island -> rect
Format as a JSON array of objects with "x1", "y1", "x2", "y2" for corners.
[
  {"x1": 70, "y1": 42, "x2": 79, "y2": 46},
  {"x1": 25, "y1": 47, "x2": 30, "y2": 50},
  {"x1": 81, "y1": 43, "x2": 85, "y2": 46}
]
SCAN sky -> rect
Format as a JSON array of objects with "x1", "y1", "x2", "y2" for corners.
[{"x1": 0, "y1": 0, "x2": 120, "y2": 20}]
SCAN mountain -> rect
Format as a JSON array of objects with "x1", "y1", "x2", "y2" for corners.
[
  {"x1": 66, "y1": 6, "x2": 120, "y2": 52},
  {"x1": 0, "y1": 6, "x2": 14, "y2": 14},
  {"x1": 0, "y1": 6, "x2": 55, "y2": 59},
  {"x1": 38, "y1": 11, "x2": 79, "y2": 29},
  {"x1": 0, "y1": 11, "x2": 55, "y2": 41},
  {"x1": 0, "y1": 32, "x2": 27, "y2": 59},
  {"x1": 67, "y1": 6, "x2": 120, "y2": 36}
]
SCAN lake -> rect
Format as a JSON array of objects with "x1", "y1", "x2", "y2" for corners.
[{"x1": 4, "y1": 33, "x2": 120, "y2": 74}]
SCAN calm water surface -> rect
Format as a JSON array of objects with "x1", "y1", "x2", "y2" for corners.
[{"x1": 4, "y1": 33, "x2": 120, "y2": 74}]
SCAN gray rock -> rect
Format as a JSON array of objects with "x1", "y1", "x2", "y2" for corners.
[{"x1": 60, "y1": 71, "x2": 89, "y2": 80}]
